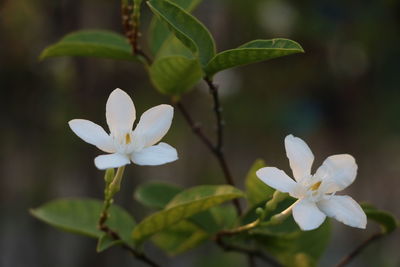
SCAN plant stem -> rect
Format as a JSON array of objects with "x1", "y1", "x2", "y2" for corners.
[
  {"x1": 131, "y1": 0, "x2": 141, "y2": 54},
  {"x1": 97, "y1": 167, "x2": 160, "y2": 267},
  {"x1": 204, "y1": 77, "x2": 223, "y2": 150},
  {"x1": 175, "y1": 102, "x2": 215, "y2": 152},
  {"x1": 216, "y1": 219, "x2": 261, "y2": 237},
  {"x1": 121, "y1": 0, "x2": 152, "y2": 65},
  {"x1": 335, "y1": 232, "x2": 384, "y2": 267},
  {"x1": 174, "y1": 100, "x2": 242, "y2": 215},
  {"x1": 204, "y1": 78, "x2": 242, "y2": 215}
]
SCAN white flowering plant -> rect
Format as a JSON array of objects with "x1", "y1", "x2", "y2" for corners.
[{"x1": 30, "y1": 0, "x2": 398, "y2": 266}]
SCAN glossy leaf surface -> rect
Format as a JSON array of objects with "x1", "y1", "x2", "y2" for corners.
[
  {"x1": 40, "y1": 30, "x2": 138, "y2": 61},
  {"x1": 205, "y1": 38, "x2": 304, "y2": 76}
]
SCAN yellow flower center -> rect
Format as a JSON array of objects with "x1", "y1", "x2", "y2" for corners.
[
  {"x1": 310, "y1": 181, "x2": 322, "y2": 191},
  {"x1": 125, "y1": 133, "x2": 132, "y2": 144}
]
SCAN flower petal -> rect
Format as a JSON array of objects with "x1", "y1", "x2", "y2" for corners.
[
  {"x1": 293, "y1": 198, "x2": 326, "y2": 231},
  {"x1": 315, "y1": 154, "x2": 357, "y2": 193},
  {"x1": 94, "y1": 153, "x2": 130, "y2": 170},
  {"x1": 131, "y1": 104, "x2": 174, "y2": 150},
  {"x1": 256, "y1": 167, "x2": 300, "y2": 197},
  {"x1": 317, "y1": 195, "x2": 366, "y2": 229},
  {"x1": 106, "y1": 88, "x2": 136, "y2": 134},
  {"x1": 131, "y1": 142, "x2": 178, "y2": 166},
  {"x1": 68, "y1": 119, "x2": 115, "y2": 153},
  {"x1": 285, "y1": 134, "x2": 314, "y2": 182}
]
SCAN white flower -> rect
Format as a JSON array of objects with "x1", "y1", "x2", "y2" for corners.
[
  {"x1": 68, "y1": 88, "x2": 178, "y2": 170},
  {"x1": 256, "y1": 134, "x2": 367, "y2": 231}
]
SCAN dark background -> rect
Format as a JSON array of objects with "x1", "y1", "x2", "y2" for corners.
[{"x1": 1, "y1": 0, "x2": 399, "y2": 266}]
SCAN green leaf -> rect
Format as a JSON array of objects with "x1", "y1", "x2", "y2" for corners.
[
  {"x1": 134, "y1": 182, "x2": 223, "y2": 234},
  {"x1": 204, "y1": 38, "x2": 304, "y2": 76},
  {"x1": 149, "y1": 55, "x2": 203, "y2": 95},
  {"x1": 149, "y1": 0, "x2": 202, "y2": 55},
  {"x1": 156, "y1": 36, "x2": 194, "y2": 59},
  {"x1": 244, "y1": 159, "x2": 275, "y2": 207},
  {"x1": 40, "y1": 30, "x2": 138, "y2": 62},
  {"x1": 361, "y1": 204, "x2": 398, "y2": 234},
  {"x1": 209, "y1": 205, "x2": 238, "y2": 230},
  {"x1": 134, "y1": 181, "x2": 183, "y2": 209},
  {"x1": 189, "y1": 210, "x2": 221, "y2": 233},
  {"x1": 30, "y1": 198, "x2": 136, "y2": 248},
  {"x1": 152, "y1": 220, "x2": 208, "y2": 255},
  {"x1": 132, "y1": 185, "x2": 244, "y2": 242},
  {"x1": 254, "y1": 220, "x2": 331, "y2": 267},
  {"x1": 97, "y1": 234, "x2": 122, "y2": 252},
  {"x1": 237, "y1": 198, "x2": 330, "y2": 266},
  {"x1": 147, "y1": 0, "x2": 216, "y2": 66}
]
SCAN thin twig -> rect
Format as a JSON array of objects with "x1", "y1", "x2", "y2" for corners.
[
  {"x1": 216, "y1": 219, "x2": 261, "y2": 238},
  {"x1": 136, "y1": 50, "x2": 153, "y2": 65},
  {"x1": 98, "y1": 167, "x2": 160, "y2": 267},
  {"x1": 335, "y1": 232, "x2": 384, "y2": 267},
  {"x1": 204, "y1": 77, "x2": 223, "y2": 150},
  {"x1": 204, "y1": 77, "x2": 242, "y2": 215},
  {"x1": 215, "y1": 219, "x2": 265, "y2": 267},
  {"x1": 215, "y1": 235, "x2": 281, "y2": 267},
  {"x1": 175, "y1": 102, "x2": 215, "y2": 152},
  {"x1": 174, "y1": 100, "x2": 242, "y2": 215},
  {"x1": 98, "y1": 222, "x2": 160, "y2": 267}
]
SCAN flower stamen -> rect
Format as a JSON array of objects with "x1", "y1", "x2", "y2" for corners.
[
  {"x1": 309, "y1": 181, "x2": 321, "y2": 191},
  {"x1": 125, "y1": 133, "x2": 132, "y2": 144}
]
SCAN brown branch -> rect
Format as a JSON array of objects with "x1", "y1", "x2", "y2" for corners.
[
  {"x1": 175, "y1": 102, "x2": 215, "y2": 152},
  {"x1": 335, "y1": 232, "x2": 384, "y2": 267},
  {"x1": 204, "y1": 77, "x2": 223, "y2": 150},
  {"x1": 215, "y1": 235, "x2": 281, "y2": 267},
  {"x1": 136, "y1": 50, "x2": 153, "y2": 65},
  {"x1": 174, "y1": 100, "x2": 242, "y2": 215},
  {"x1": 204, "y1": 77, "x2": 242, "y2": 215}
]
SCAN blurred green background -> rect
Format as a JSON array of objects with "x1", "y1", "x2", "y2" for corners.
[{"x1": 1, "y1": 0, "x2": 399, "y2": 266}]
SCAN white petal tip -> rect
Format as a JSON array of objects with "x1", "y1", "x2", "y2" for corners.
[
  {"x1": 112, "y1": 88, "x2": 125, "y2": 94},
  {"x1": 285, "y1": 134, "x2": 299, "y2": 144},
  {"x1": 255, "y1": 167, "x2": 298, "y2": 194},
  {"x1": 285, "y1": 134, "x2": 295, "y2": 140},
  {"x1": 345, "y1": 222, "x2": 367, "y2": 229},
  {"x1": 109, "y1": 88, "x2": 130, "y2": 100},
  {"x1": 68, "y1": 119, "x2": 81, "y2": 128},
  {"x1": 154, "y1": 104, "x2": 174, "y2": 116},
  {"x1": 351, "y1": 218, "x2": 367, "y2": 229},
  {"x1": 284, "y1": 134, "x2": 306, "y2": 146},
  {"x1": 255, "y1": 168, "x2": 265, "y2": 178}
]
